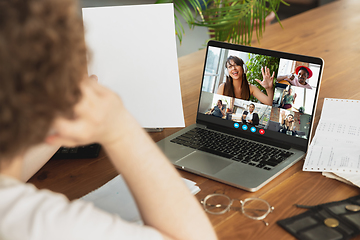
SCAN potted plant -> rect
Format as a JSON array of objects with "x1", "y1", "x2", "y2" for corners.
[{"x1": 156, "y1": 0, "x2": 288, "y2": 46}]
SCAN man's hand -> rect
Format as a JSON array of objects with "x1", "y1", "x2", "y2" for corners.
[
  {"x1": 288, "y1": 73, "x2": 295, "y2": 80},
  {"x1": 46, "y1": 75, "x2": 133, "y2": 148}
]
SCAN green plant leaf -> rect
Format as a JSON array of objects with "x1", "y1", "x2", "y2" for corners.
[
  {"x1": 192, "y1": 0, "x2": 286, "y2": 45},
  {"x1": 155, "y1": 0, "x2": 207, "y2": 44},
  {"x1": 156, "y1": 0, "x2": 288, "y2": 46}
]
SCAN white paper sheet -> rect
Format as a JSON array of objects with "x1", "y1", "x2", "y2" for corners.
[
  {"x1": 322, "y1": 172, "x2": 356, "y2": 186},
  {"x1": 81, "y1": 175, "x2": 200, "y2": 224},
  {"x1": 303, "y1": 98, "x2": 360, "y2": 173},
  {"x1": 82, "y1": 4, "x2": 185, "y2": 128}
]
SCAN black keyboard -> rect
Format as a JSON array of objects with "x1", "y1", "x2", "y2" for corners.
[
  {"x1": 50, "y1": 144, "x2": 101, "y2": 160},
  {"x1": 170, "y1": 128, "x2": 293, "y2": 170}
]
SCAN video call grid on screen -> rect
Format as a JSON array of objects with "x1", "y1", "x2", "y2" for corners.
[{"x1": 197, "y1": 41, "x2": 323, "y2": 150}]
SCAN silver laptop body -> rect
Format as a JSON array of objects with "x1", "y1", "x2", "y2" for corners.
[{"x1": 157, "y1": 40, "x2": 324, "y2": 192}]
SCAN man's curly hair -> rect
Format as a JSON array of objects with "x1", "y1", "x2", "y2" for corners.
[{"x1": 0, "y1": 0, "x2": 87, "y2": 161}]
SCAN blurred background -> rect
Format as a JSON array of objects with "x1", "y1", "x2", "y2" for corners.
[{"x1": 80, "y1": 0, "x2": 336, "y2": 58}]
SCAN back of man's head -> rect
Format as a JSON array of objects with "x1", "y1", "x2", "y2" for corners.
[{"x1": 0, "y1": 0, "x2": 86, "y2": 162}]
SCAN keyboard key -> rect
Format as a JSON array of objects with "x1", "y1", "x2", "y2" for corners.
[
  {"x1": 198, "y1": 146, "x2": 234, "y2": 159},
  {"x1": 259, "y1": 160, "x2": 278, "y2": 167},
  {"x1": 61, "y1": 148, "x2": 69, "y2": 153},
  {"x1": 69, "y1": 148, "x2": 78, "y2": 153},
  {"x1": 51, "y1": 144, "x2": 101, "y2": 160},
  {"x1": 256, "y1": 163, "x2": 266, "y2": 168}
]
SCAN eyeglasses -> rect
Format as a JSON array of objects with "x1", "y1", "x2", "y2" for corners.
[
  {"x1": 227, "y1": 63, "x2": 240, "y2": 70},
  {"x1": 201, "y1": 193, "x2": 274, "y2": 226}
]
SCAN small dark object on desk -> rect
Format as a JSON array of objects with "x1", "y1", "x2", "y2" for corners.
[
  {"x1": 278, "y1": 195, "x2": 360, "y2": 240},
  {"x1": 50, "y1": 144, "x2": 101, "y2": 159}
]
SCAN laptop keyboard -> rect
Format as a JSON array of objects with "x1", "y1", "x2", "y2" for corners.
[
  {"x1": 50, "y1": 144, "x2": 101, "y2": 160},
  {"x1": 170, "y1": 128, "x2": 293, "y2": 171}
]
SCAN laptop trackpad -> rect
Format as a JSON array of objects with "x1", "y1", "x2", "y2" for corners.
[{"x1": 177, "y1": 151, "x2": 232, "y2": 175}]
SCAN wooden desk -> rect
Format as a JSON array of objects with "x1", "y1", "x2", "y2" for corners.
[{"x1": 29, "y1": 0, "x2": 360, "y2": 239}]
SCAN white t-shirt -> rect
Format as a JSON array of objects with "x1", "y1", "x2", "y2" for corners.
[
  {"x1": 245, "y1": 112, "x2": 254, "y2": 123},
  {"x1": 0, "y1": 175, "x2": 162, "y2": 240},
  {"x1": 287, "y1": 77, "x2": 312, "y2": 89}
]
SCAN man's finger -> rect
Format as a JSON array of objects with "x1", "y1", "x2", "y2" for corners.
[
  {"x1": 52, "y1": 117, "x2": 87, "y2": 139},
  {"x1": 89, "y1": 74, "x2": 98, "y2": 81},
  {"x1": 45, "y1": 134, "x2": 79, "y2": 148}
]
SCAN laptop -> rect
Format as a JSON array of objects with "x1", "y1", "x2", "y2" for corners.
[{"x1": 157, "y1": 40, "x2": 323, "y2": 192}]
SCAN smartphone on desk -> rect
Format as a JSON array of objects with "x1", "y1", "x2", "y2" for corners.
[{"x1": 50, "y1": 143, "x2": 101, "y2": 160}]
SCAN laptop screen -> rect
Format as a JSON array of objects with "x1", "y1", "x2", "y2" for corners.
[{"x1": 197, "y1": 41, "x2": 323, "y2": 151}]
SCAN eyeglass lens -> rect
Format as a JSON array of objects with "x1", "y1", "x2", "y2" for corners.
[
  {"x1": 227, "y1": 63, "x2": 239, "y2": 70},
  {"x1": 241, "y1": 198, "x2": 270, "y2": 220},
  {"x1": 204, "y1": 194, "x2": 231, "y2": 214}
]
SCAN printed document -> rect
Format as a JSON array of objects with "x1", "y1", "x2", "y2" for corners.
[{"x1": 303, "y1": 98, "x2": 360, "y2": 173}]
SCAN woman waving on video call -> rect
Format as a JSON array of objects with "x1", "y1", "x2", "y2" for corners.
[{"x1": 217, "y1": 56, "x2": 275, "y2": 106}]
